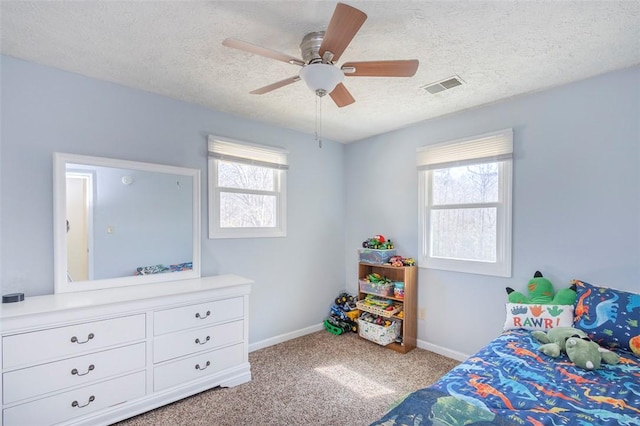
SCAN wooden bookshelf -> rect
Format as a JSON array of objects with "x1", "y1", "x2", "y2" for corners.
[{"x1": 357, "y1": 262, "x2": 417, "y2": 354}]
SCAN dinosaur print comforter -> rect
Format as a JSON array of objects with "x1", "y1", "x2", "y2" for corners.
[{"x1": 371, "y1": 330, "x2": 640, "y2": 426}]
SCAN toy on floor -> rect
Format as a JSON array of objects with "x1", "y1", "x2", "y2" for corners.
[
  {"x1": 324, "y1": 317, "x2": 354, "y2": 335},
  {"x1": 324, "y1": 292, "x2": 359, "y2": 335},
  {"x1": 506, "y1": 271, "x2": 576, "y2": 305},
  {"x1": 335, "y1": 292, "x2": 357, "y2": 310}
]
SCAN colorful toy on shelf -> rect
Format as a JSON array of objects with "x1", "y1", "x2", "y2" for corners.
[
  {"x1": 360, "y1": 312, "x2": 393, "y2": 327},
  {"x1": 363, "y1": 294, "x2": 392, "y2": 307},
  {"x1": 393, "y1": 282, "x2": 405, "y2": 299},
  {"x1": 363, "y1": 272, "x2": 392, "y2": 285},
  {"x1": 362, "y1": 234, "x2": 394, "y2": 250},
  {"x1": 389, "y1": 256, "x2": 404, "y2": 267},
  {"x1": 388, "y1": 255, "x2": 416, "y2": 267},
  {"x1": 360, "y1": 235, "x2": 416, "y2": 267}
]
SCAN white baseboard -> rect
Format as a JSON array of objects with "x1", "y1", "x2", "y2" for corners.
[
  {"x1": 249, "y1": 323, "x2": 324, "y2": 353},
  {"x1": 416, "y1": 339, "x2": 469, "y2": 362},
  {"x1": 248, "y1": 324, "x2": 470, "y2": 363}
]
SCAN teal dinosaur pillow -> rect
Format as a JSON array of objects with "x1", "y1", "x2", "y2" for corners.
[
  {"x1": 504, "y1": 303, "x2": 574, "y2": 331},
  {"x1": 573, "y1": 280, "x2": 640, "y2": 354}
]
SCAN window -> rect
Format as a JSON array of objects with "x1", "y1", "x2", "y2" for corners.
[
  {"x1": 417, "y1": 129, "x2": 513, "y2": 277},
  {"x1": 208, "y1": 136, "x2": 287, "y2": 239}
]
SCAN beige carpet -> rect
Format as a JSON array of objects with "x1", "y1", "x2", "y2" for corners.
[{"x1": 116, "y1": 330, "x2": 460, "y2": 426}]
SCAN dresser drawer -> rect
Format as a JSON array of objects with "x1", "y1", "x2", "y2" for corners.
[
  {"x1": 3, "y1": 314, "x2": 146, "y2": 369},
  {"x1": 154, "y1": 297, "x2": 243, "y2": 335},
  {"x1": 153, "y1": 343, "x2": 244, "y2": 392},
  {"x1": 153, "y1": 320, "x2": 243, "y2": 363},
  {"x1": 3, "y1": 342, "x2": 146, "y2": 404},
  {"x1": 2, "y1": 371, "x2": 146, "y2": 426}
]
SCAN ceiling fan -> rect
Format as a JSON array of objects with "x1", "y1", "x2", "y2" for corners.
[{"x1": 222, "y1": 2, "x2": 419, "y2": 108}]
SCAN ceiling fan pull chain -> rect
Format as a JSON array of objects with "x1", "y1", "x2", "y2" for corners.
[
  {"x1": 319, "y1": 96, "x2": 323, "y2": 149},
  {"x1": 315, "y1": 95, "x2": 323, "y2": 149}
]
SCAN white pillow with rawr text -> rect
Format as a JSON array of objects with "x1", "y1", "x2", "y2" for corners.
[{"x1": 503, "y1": 303, "x2": 574, "y2": 331}]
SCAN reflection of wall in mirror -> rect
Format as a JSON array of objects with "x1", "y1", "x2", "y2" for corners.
[
  {"x1": 66, "y1": 174, "x2": 90, "y2": 281},
  {"x1": 70, "y1": 165, "x2": 193, "y2": 280}
]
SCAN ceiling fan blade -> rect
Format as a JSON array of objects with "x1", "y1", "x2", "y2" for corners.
[
  {"x1": 319, "y1": 3, "x2": 367, "y2": 63},
  {"x1": 341, "y1": 60, "x2": 419, "y2": 77},
  {"x1": 329, "y1": 83, "x2": 355, "y2": 108},
  {"x1": 223, "y1": 38, "x2": 305, "y2": 66},
  {"x1": 250, "y1": 76, "x2": 301, "y2": 95}
]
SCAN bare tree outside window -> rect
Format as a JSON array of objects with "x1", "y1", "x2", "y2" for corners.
[
  {"x1": 418, "y1": 129, "x2": 512, "y2": 276},
  {"x1": 217, "y1": 161, "x2": 278, "y2": 228},
  {"x1": 208, "y1": 137, "x2": 287, "y2": 239},
  {"x1": 430, "y1": 163, "x2": 499, "y2": 262}
]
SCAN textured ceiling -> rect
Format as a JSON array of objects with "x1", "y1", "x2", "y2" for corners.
[{"x1": 1, "y1": 1, "x2": 639, "y2": 143}]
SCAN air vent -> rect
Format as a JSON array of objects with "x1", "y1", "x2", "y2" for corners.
[{"x1": 422, "y1": 76, "x2": 464, "y2": 94}]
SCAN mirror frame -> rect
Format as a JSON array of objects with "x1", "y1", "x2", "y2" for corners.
[{"x1": 53, "y1": 152, "x2": 201, "y2": 293}]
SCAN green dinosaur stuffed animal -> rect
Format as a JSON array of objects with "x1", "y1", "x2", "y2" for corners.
[
  {"x1": 532, "y1": 326, "x2": 620, "y2": 370},
  {"x1": 506, "y1": 271, "x2": 576, "y2": 305}
]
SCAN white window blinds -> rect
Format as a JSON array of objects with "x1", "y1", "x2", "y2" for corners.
[
  {"x1": 208, "y1": 135, "x2": 289, "y2": 170},
  {"x1": 416, "y1": 128, "x2": 513, "y2": 171}
]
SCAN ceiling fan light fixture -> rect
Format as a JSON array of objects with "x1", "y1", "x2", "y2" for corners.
[{"x1": 299, "y1": 63, "x2": 344, "y2": 96}]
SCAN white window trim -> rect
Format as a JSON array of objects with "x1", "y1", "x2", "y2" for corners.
[
  {"x1": 417, "y1": 129, "x2": 513, "y2": 277},
  {"x1": 207, "y1": 135, "x2": 287, "y2": 239}
]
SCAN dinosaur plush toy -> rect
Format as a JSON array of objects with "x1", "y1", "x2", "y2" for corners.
[
  {"x1": 532, "y1": 326, "x2": 620, "y2": 370},
  {"x1": 506, "y1": 271, "x2": 576, "y2": 305}
]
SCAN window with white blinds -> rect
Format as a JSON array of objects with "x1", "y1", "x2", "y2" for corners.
[
  {"x1": 417, "y1": 129, "x2": 513, "y2": 277},
  {"x1": 208, "y1": 136, "x2": 287, "y2": 239},
  {"x1": 208, "y1": 138, "x2": 289, "y2": 170}
]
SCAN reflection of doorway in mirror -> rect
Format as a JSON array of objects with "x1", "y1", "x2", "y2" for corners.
[{"x1": 66, "y1": 172, "x2": 94, "y2": 281}]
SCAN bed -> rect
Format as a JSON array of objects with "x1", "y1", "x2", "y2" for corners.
[
  {"x1": 371, "y1": 280, "x2": 640, "y2": 426},
  {"x1": 134, "y1": 261, "x2": 193, "y2": 275}
]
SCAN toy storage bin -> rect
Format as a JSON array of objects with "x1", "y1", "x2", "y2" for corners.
[
  {"x1": 356, "y1": 300, "x2": 400, "y2": 318},
  {"x1": 358, "y1": 249, "x2": 396, "y2": 265},
  {"x1": 358, "y1": 279, "x2": 394, "y2": 297},
  {"x1": 357, "y1": 318, "x2": 400, "y2": 346}
]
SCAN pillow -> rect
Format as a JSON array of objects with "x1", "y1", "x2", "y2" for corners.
[
  {"x1": 504, "y1": 303, "x2": 574, "y2": 331},
  {"x1": 573, "y1": 280, "x2": 640, "y2": 354}
]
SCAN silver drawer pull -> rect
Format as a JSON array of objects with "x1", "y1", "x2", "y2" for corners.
[
  {"x1": 195, "y1": 310, "x2": 211, "y2": 319},
  {"x1": 196, "y1": 336, "x2": 211, "y2": 345},
  {"x1": 71, "y1": 395, "x2": 95, "y2": 408},
  {"x1": 195, "y1": 361, "x2": 211, "y2": 371},
  {"x1": 70, "y1": 333, "x2": 95, "y2": 344},
  {"x1": 195, "y1": 336, "x2": 211, "y2": 345},
  {"x1": 71, "y1": 364, "x2": 95, "y2": 376}
]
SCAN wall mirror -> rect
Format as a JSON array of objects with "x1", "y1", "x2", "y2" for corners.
[{"x1": 53, "y1": 153, "x2": 201, "y2": 293}]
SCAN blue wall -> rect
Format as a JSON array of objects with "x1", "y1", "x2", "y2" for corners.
[
  {"x1": 2, "y1": 55, "x2": 638, "y2": 356},
  {"x1": 345, "y1": 66, "x2": 640, "y2": 357},
  {"x1": 84, "y1": 165, "x2": 193, "y2": 279},
  {"x1": 0, "y1": 56, "x2": 346, "y2": 346}
]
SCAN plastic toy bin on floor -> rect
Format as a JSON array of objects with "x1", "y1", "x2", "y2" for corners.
[
  {"x1": 359, "y1": 280, "x2": 394, "y2": 297},
  {"x1": 358, "y1": 249, "x2": 396, "y2": 265},
  {"x1": 357, "y1": 319, "x2": 400, "y2": 346}
]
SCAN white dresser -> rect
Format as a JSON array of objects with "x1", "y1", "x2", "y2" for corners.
[{"x1": 0, "y1": 275, "x2": 252, "y2": 426}]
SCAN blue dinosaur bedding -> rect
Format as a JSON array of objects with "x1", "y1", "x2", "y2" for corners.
[{"x1": 371, "y1": 330, "x2": 640, "y2": 426}]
